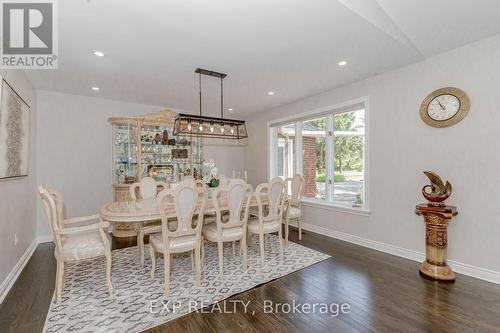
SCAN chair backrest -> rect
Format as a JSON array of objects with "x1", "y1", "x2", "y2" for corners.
[
  {"x1": 218, "y1": 175, "x2": 229, "y2": 187},
  {"x1": 129, "y1": 177, "x2": 168, "y2": 200},
  {"x1": 181, "y1": 175, "x2": 206, "y2": 189},
  {"x1": 255, "y1": 177, "x2": 286, "y2": 223},
  {"x1": 39, "y1": 184, "x2": 64, "y2": 251},
  {"x1": 284, "y1": 174, "x2": 303, "y2": 207},
  {"x1": 212, "y1": 179, "x2": 253, "y2": 232},
  {"x1": 157, "y1": 179, "x2": 207, "y2": 240},
  {"x1": 194, "y1": 179, "x2": 208, "y2": 189}
]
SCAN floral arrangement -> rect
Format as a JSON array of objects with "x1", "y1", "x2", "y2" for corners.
[{"x1": 202, "y1": 159, "x2": 219, "y2": 187}]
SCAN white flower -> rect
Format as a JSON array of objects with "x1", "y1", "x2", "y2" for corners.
[{"x1": 210, "y1": 167, "x2": 218, "y2": 177}]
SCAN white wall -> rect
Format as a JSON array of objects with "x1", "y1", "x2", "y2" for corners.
[
  {"x1": 36, "y1": 91, "x2": 161, "y2": 237},
  {"x1": 245, "y1": 34, "x2": 500, "y2": 275},
  {"x1": 203, "y1": 140, "x2": 247, "y2": 177},
  {"x1": 36, "y1": 91, "x2": 247, "y2": 237},
  {"x1": 0, "y1": 70, "x2": 37, "y2": 286}
]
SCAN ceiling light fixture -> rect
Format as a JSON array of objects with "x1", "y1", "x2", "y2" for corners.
[
  {"x1": 93, "y1": 50, "x2": 105, "y2": 57},
  {"x1": 91, "y1": 86, "x2": 100, "y2": 91},
  {"x1": 228, "y1": 108, "x2": 233, "y2": 111},
  {"x1": 173, "y1": 68, "x2": 248, "y2": 139},
  {"x1": 268, "y1": 91, "x2": 275, "y2": 95},
  {"x1": 338, "y1": 60, "x2": 347, "y2": 66}
]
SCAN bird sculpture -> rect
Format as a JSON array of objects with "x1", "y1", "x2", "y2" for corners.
[{"x1": 422, "y1": 171, "x2": 452, "y2": 206}]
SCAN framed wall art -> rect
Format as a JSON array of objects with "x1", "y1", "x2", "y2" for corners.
[{"x1": 0, "y1": 77, "x2": 30, "y2": 179}]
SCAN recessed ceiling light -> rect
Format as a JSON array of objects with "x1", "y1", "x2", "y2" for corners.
[
  {"x1": 228, "y1": 108, "x2": 233, "y2": 111},
  {"x1": 338, "y1": 61, "x2": 347, "y2": 66},
  {"x1": 91, "y1": 86, "x2": 100, "y2": 91},
  {"x1": 268, "y1": 91, "x2": 275, "y2": 96},
  {"x1": 93, "y1": 50, "x2": 105, "y2": 57}
]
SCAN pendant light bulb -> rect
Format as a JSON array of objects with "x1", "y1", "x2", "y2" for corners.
[
  {"x1": 230, "y1": 124, "x2": 235, "y2": 134},
  {"x1": 210, "y1": 121, "x2": 214, "y2": 132},
  {"x1": 187, "y1": 120, "x2": 192, "y2": 131},
  {"x1": 199, "y1": 121, "x2": 203, "y2": 131}
]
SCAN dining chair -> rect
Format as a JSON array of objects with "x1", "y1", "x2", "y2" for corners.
[
  {"x1": 195, "y1": 179, "x2": 208, "y2": 189},
  {"x1": 39, "y1": 185, "x2": 113, "y2": 304},
  {"x1": 129, "y1": 177, "x2": 168, "y2": 267},
  {"x1": 218, "y1": 175, "x2": 229, "y2": 187},
  {"x1": 149, "y1": 180, "x2": 207, "y2": 295},
  {"x1": 247, "y1": 177, "x2": 286, "y2": 267},
  {"x1": 202, "y1": 179, "x2": 252, "y2": 277},
  {"x1": 284, "y1": 174, "x2": 304, "y2": 244}
]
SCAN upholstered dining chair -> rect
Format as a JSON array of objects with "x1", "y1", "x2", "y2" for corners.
[
  {"x1": 284, "y1": 174, "x2": 304, "y2": 245},
  {"x1": 129, "y1": 177, "x2": 168, "y2": 267},
  {"x1": 39, "y1": 184, "x2": 113, "y2": 304},
  {"x1": 202, "y1": 179, "x2": 252, "y2": 277},
  {"x1": 149, "y1": 180, "x2": 207, "y2": 295},
  {"x1": 247, "y1": 177, "x2": 286, "y2": 267}
]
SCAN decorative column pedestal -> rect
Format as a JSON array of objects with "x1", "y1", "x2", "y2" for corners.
[{"x1": 415, "y1": 204, "x2": 458, "y2": 281}]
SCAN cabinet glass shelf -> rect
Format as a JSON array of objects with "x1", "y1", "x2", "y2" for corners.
[{"x1": 110, "y1": 112, "x2": 203, "y2": 186}]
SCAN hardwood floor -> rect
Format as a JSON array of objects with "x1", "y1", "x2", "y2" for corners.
[{"x1": 1, "y1": 228, "x2": 500, "y2": 332}]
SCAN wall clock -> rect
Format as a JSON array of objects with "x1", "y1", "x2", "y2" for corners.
[{"x1": 420, "y1": 87, "x2": 470, "y2": 128}]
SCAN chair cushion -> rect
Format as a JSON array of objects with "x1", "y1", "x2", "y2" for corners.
[
  {"x1": 247, "y1": 218, "x2": 280, "y2": 234},
  {"x1": 150, "y1": 233, "x2": 197, "y2": 253},
  {"x1": 287, "y1": 206, "x2": 301, "y2": 219},
  {"x1": 61, "y1": 230, "x2": 109, "y2": 261},
  {"x1": 202, "y1": 223, "x2": 243, "y2": 242}
]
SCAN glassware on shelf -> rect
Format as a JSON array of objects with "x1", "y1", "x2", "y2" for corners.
[
  {"x1": 111, "y1": 120, "x2": 203, "y2": 185},
  {"x1": 112, "y1": 123, "x2": 138, "y2": 185}
]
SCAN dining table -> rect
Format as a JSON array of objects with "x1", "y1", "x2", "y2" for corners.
[
  {"x1": 99, "y1": 194, "x2": 269, "y2": 227},
  {"x1": 100, "y1": 193, "x2": 282, "y2": 262}
]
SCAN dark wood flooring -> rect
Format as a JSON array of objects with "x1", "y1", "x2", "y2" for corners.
[{"x1": 1, "y1": 228, "x2": 500, "y2": 333}]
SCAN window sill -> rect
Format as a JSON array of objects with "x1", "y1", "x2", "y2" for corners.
[{"x1": 301, "y1": 198, "x2": 371, "y2": 217}]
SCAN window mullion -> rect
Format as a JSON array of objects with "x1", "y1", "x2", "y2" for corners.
[
  {"x1": 269, "y1": 127, "x2": 277, "y2": 179},
  {"x1": 326, "y1": 114, "x2": 334, "y2": 202}
]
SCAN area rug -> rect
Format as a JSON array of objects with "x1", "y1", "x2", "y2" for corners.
[{"x1": 43, "y1": 235, "x2": 330, "y2": 333}]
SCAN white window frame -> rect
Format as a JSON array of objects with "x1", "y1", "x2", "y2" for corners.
[{"x1": 267, "y1": 96, "x2": 370, "y2": 216}]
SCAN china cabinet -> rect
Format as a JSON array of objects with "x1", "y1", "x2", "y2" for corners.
[{"x1": 108, "y1": 110, "x2": 203, "y2": 237}]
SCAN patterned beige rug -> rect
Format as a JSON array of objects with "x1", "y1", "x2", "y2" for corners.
[{"x1": 43, "y1": 235, "x2": 329, "y2": 332}]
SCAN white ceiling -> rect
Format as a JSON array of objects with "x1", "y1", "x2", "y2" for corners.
[{"x1": 26, "y1": 0, "x2": 500, "y2": 117}]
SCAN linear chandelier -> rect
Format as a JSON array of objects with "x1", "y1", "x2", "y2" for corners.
[{"x1": 173, "y1": 68, "x2": 248, "y2": 139}]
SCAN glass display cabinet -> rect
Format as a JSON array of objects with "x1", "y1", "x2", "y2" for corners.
[{"x1": 108, "y1": 110, "x2": 203, "y2": 236}]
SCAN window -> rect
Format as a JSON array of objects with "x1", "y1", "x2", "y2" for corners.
[
  {"x1": 333, "y1": 110, "x2": 365, "y2": 206},
  {"x1": 269, "y1": 99, "x2": 368, "y2": 211},
  {"x1": 302, "y1": 117, "x2": 327, "y2": 200}
]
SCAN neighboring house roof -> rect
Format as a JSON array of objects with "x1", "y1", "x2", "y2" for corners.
[{"x1": 302, "y1": 122, "x2": 323, "y2": 132}]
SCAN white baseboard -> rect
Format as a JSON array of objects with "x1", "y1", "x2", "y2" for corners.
[
  {"x1": 291, "y1": 221, "x2": 500, "y2": 285},
  {"x1": 0, "y1": 240, "x2": 39, "y2": 304},
  {"x1": 0, "y1": 234, "x2": 54, "y2": 304}
]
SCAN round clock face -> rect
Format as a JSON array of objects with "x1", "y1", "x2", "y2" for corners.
[
  {"x1": 420, "y1": 87, "x2": 470, "y2": 128},
  {"x1": 427, "y1": 94, "x2": 460, "y2": 121}
]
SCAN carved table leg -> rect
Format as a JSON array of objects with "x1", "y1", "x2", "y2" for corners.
[{"x1": 419, "y1": 214, "x2": 455, "y2": 281}]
